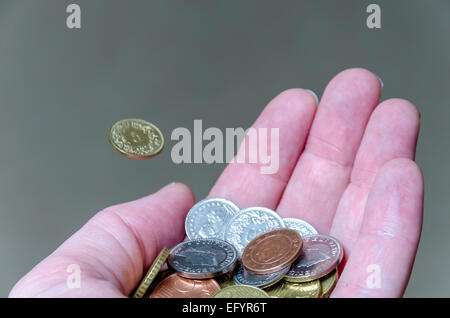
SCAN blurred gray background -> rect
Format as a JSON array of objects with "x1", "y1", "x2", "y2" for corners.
[{"x1": 0, "y1": 0, "x2": 448, "y2": 297}]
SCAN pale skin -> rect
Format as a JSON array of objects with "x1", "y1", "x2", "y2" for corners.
[{"x1": 9, "y1": 68, "x2": 423, "y2": 297}]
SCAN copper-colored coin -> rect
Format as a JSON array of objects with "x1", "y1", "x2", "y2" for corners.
[
  {"x1": 242, "y1": 228, "x2": 303, "y2": 275},
  {"x1": 149, "y1": 273, "x2": 220, "y2": 298}
]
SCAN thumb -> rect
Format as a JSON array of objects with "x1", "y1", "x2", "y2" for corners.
[{"x1": 10, "y1": 182, "x2": 195, "y2": 297}]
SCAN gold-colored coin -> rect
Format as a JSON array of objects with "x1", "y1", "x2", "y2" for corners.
[
  {"x1": 320, "y1": 269, "x2": 338, "y2": 298},
  {"x1": 213, "y1": 285, "x2": 270, "y2": 298},
  {"x1": 131, "y1": 247, "x2": 170, "y2": 298},
  {"x1": 109, "y1": 118, "x2": 164, "y2": 159},
  {"x1": 219, "y1": 279, "x2": 237, "y2": 289},
  {"x1": 266, "y1": 280, "x2": 321, "y2": 298}
]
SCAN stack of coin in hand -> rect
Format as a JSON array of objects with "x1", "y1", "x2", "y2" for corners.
[{"x1": 133, "y1": 198, "x2": 343, "y2": 298}]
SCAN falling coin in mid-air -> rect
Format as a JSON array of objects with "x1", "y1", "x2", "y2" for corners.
[{"x1": 109, "y1": 118, "x2": 164, "y2": 159}]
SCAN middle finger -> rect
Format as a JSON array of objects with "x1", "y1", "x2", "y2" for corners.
[{"x1": 276, "y1": 68, "x2": 381, "y2": 233}]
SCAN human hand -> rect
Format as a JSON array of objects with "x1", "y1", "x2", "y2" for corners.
[{"x1": 10, "y1": 68, "x2": 423, "y2": 298}]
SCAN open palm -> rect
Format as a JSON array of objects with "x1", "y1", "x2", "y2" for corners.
[{"x1": 10, "y1": 68, "x2": 423, "y2": 298}]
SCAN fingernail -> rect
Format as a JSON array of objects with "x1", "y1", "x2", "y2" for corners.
[
  {"x1": 376, "y1": 75, "x2": 384, "y2": 89},
  {"x1": 305, "y1": 89, "x2": 320, "y2": 104},
  {"x1": 167, "y1": 181, "x2": 180, "y2": 188},
  {"x1": 160, "y1": 182, "x2": 178, "y2": 191}
]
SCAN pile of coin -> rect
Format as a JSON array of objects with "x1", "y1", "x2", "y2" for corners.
[{"x1": 132, "y1": 198, "x2": 343, "y2": 298}]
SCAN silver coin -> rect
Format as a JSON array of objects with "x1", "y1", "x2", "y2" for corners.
[
  {"x1": 284, "y1": 234, "x2": 343, "y2": 283},
  {"x1": 167, "y1": 239, "x2": 238, "y2": 279},
  {"x1": 283, "y1": 218, "x2": 318, "y2": 237},
  {"x1": 185, "y1": 198, "x2": 240, "y2": 240},
  {"x1": 224, "y1": 207, "x2": 285, "y2": 256},
  {"x1": 233, "y1": 262, "x2": 289, "y2": 289}
]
